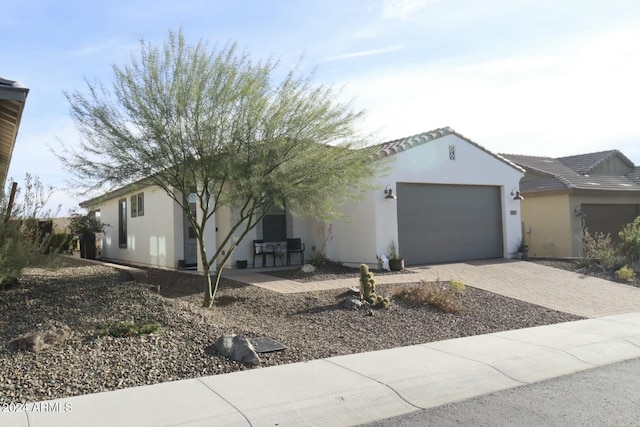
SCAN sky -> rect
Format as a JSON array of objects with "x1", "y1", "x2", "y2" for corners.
[{"x1": 3, "y1": 0, "x2": 640, "y2": 215}]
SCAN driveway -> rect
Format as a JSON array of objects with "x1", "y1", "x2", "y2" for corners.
[
  {"x1": 224, "y1": 259, "x2": 640, "y2": 318},
  {"x1": 414, "y1": 259, "x2": 640, "y2": 318}
]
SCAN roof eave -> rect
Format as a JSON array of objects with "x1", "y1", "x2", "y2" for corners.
[{"x1": 0, "y1": 80, "x2": 30, "y2": 186}]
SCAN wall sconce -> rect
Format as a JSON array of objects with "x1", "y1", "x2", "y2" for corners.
[
  {"x1": 511, "y1": 188, "x2": 524, "y2": 201},
  {"x1": 384, "y1": 185, "x2": 397, "y2": 199}
]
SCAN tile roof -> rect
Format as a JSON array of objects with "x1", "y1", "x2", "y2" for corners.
[
  {"x1": 373, "y1": 126, "x2": 525, "y2": 172},
  {"x1": 501, "y1": 152, "x2": 640, "y2": 194},
  {"x1": 557, "y1": 150, "x2": 634, "y2": 175},
  {"x1": 628, "y1": 167, "x2": 640, "y2": 184}
]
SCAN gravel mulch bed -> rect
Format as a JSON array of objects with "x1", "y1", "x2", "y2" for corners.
[
  {"x1": 1, "y1": 257, "x2": 582, "y2": 404},
  {"x1": 265, "y1": 261, "x2": 416, "y2": 282},
  {"x1": 531, "y1": 258, "x2": 640, "y2": 288}
]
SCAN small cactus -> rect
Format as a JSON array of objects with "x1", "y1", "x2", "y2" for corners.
[
  {"x1": 360, "y1": 264, "x2": 377, "y2": 301},
  {"x1": 359, "y1": 264, "x2": 390, "y2": 310}
]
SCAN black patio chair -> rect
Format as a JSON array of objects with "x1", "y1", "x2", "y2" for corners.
[
  {"x1": 252, "y1": 240, "x2": 275, "y2": 268},
  {"x1": 286, "y1": 238, "x2": 305, "y2": 265}
]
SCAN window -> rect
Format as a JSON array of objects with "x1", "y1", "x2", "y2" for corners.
[
  {"x1": 118, "y1": 198, "x2": 127, "y2": 248},
  {"x1": 131, "y1": 192, "x2": 144, "y2": 217},
  {"x1": 262, "y1": 205, "x2": 286, "y2": 242},
  {"x1": 131, "y1": 195, "x2": 137, "y2": 218}
]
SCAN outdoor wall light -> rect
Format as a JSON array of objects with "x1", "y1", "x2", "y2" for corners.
[
  {"x1": 384, "y1": 185, "x2": 397, "y2": 199},
  {"x1": 511, "y1": 188, "x2": 524, "y2": 201}
]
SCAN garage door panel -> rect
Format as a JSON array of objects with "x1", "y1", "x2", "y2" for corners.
[
  {"x1": 582, "y1": 204, "x2": 639, "y2": 242},
  {"x1": 397, "y1": 183, "x2": 503, "y2": 265}
]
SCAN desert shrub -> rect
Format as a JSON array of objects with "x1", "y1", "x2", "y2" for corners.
[
  {"x1": 611, "y1": 256, "x2": 628, "y2": 272},
  {"x1": 308, "y1": 251, "x2": 329, "y2": 267},
  {"x1": 449, "y1": 279, "x2": 466, "y2": 293},
  {"x1": 615, "y1": 265, "x2": 636, "y2": 281},
  {"x1": 619, "y1": 216, "x2": 640, "y2": 262},
  {"x1": 309, "y1": 224, "x2": 333, "y2": 267},
  {"x1": 0, "y1": 221, "x2": 49, "y2": 289},
  {"x1": 0, "y1": 174, "x2": 58, "y2": 289},
  {"x1": 392, "y1": 280, "x2": 464, "y2": 314},
  {"x1": 579, "y1": 228, "x2": 617, "y2": 270},
  {"x1": 96, "y1": 321, "x2": 161, "y2": 338},
  {"x1": 49, "y1": 232, "x2": 75, "y2": 254}
]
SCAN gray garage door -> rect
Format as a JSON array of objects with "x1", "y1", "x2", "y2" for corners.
[
  {"x1": 397, "y1": 183, "x2": 503, "y2": 265},
  {"x1": 582, "y1": 204, "x2": 639, "y2": 243}
]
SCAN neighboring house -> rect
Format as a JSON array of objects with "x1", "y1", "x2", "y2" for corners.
[
  {"x1": 0, "y1": 77, "x2": 29, "y2": 186},
  {"x1": 502, "y1": 150, "x2": 640, "y2": 258},
  {"x1": 80, "y1": 127, "x2": 525, "y2": 272}
]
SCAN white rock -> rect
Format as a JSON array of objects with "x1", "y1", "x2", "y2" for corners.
[
  {"x1": 379, "y1": 254, "x2": 391, "y2": 272},
  {"x1": 301, "y1": 264, "x2": 316, "y2": 273},
  {"x1": 213, "y1": 335, "x2": 261, "y2": 367}
]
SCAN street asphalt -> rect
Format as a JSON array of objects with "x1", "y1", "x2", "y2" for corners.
[{"x1": 362, "y1": 357, "x2": 640, "y2": 427}]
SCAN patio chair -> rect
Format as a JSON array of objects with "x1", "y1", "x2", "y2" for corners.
[
  {"x1": 286, "y1": 238, "x2": 305, "y2": 265},
  {"x1": 252, "y1": 240, "x2": 275, "y2": 268}
]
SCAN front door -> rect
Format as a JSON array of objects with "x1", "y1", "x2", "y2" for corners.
[{"x1": 183, "y1": 194, "x2": 198, "y2": 268}]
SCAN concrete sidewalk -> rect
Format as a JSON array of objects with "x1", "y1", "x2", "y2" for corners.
[{"x1": 7, "y1": 312, "x2": 640, "y2": 427}]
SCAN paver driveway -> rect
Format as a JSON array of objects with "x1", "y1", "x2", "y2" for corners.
[
  {"x1": 418, "y1": 259, "x2": 640, "y2": 318},
  {"x1": 224, "y1": 259, "x2": 640, "y2": 318}
]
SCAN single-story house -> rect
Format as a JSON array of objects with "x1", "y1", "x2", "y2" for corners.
[
  {"x1": 502, "y1": 150, "x2": 640, "y2": 258},
  {"x1": 80, "y1": 127, "x2": 525, "y2": 272},
  {"x1": 0, "y1": 77, "x2": 29, "y2": 186}
]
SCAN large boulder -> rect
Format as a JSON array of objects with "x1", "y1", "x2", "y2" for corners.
[
  {"x1": 213, "y1": 335, "x2": 261, "y2": 367},
  {"x1": 6, "y1": 325, "x2": 70, "y2": 353}
]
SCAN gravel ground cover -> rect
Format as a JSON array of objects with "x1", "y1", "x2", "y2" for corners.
[
  {"x1": 531, "y1": 258, "x2": 640, "y2": 288},
  {"x1": 1, "y1": 257, "x2": 582, "y2": 404},
  {"x1": 265, "y1": 261, "x2": 417, "y2": 282}
]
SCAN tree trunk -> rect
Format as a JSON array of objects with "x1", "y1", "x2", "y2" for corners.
[
  {"x1": 202, "y1": 266, "x2": 214, "y2": 307},
  {"x1": 210, "y1": 248, "x2": 235, "y2": 304}
]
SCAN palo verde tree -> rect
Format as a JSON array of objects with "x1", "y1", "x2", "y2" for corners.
[{"x1": 59, "y1": 29, "x2": 378, "y2": 307}]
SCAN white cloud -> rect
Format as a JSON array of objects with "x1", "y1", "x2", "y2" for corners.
[
  {"x1": 337, "y1": 28, "x2": 640, "y2": 163},
  {"x1": 382, "y1": 0, "x2": 441, "y2": 19},
  {"x1": 324, "y1": 45, "x2": 405, "y2": 62}
]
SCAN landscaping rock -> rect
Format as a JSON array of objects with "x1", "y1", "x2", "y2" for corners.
[
  {"x1": 341, "y1": 296, "x2": 364, "y2": 310},
  {"x1": 213, "y1": 335, "x2": 261, "y2": 367},
  {"x1": 0, "y1": 260, "x2": 584, "y2": 404},
  {"x1": 300, "y1": 264, "x2": 316, "y2": 273},
  {"x1": 6, "y1": 324, "x2": 70, "y2": 353}
]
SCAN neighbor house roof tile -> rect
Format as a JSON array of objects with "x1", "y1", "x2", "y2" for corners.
[
  {"x1": 557, "y1": 150, "x2": 634, "y2": 175},
  {"x1": 502, "y1": 152, "x2": 640, "y2": 194}
]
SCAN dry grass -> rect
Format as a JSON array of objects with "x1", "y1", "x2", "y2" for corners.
[{"x1": 391, "y1": 279, "x2": 466, "y2": 314}]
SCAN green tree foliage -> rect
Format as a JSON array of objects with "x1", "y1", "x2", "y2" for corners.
[
  {"x1": 59, "y1": 29, "x2": 378, "y2": 307},
  {"x1": 67, "y1": 210, "x2": 107, "y2": 236},
  {"x1": 619, "y1": 216, "x2": 640, "y2": 261},
  {"x1": 0, "y1": 174, "x2": 58, "y2": 289}
]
